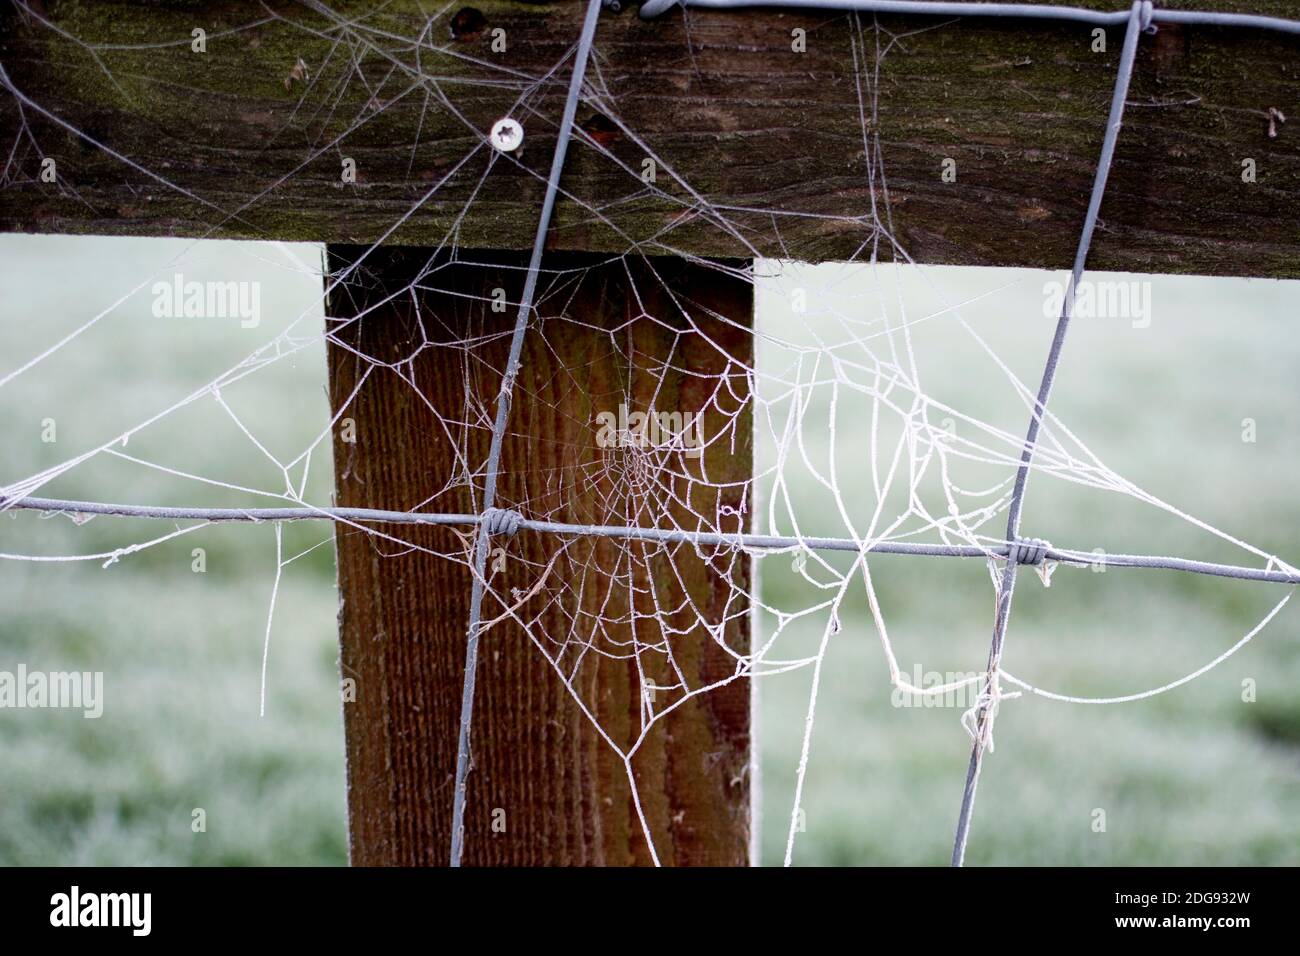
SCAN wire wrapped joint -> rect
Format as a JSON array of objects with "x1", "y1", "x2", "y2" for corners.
[
  {"x1": 1008, "y1": 537, "x2": 1051, "y2": 567},
  {"x1": 1138, "y1": 1, "x2": 1156, "y2": 33},
  {"x1": 481, "y1": 507, "x2": 524, "y2": 537}
]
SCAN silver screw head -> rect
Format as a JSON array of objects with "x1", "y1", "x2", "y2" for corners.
[{"x1": 490, "y1": 118, "x2": 524, "y2": 153}]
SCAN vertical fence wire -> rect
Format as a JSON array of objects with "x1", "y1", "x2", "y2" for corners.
[
  {"x1": 448, "y1": 0, "x2": 606, "y2": 868},
  {"x1": 949, "y1": 0, "x2": 1148, "y2": 867}
]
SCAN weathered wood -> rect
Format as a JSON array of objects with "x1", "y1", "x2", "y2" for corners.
[
  {"x1": 325, "y1": 245, "x2": 752, "y2": 865},
  {"x1": 2, "y1": 1, "x2": 1298, "y2": 276}
]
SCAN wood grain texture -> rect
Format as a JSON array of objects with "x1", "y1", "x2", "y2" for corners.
[
  {"x1": 326, "y1": 245, "x2": 752, "y2": 865},
  {"x1": 2, "y1": 1, "x2": 1297, "y2": 276}
]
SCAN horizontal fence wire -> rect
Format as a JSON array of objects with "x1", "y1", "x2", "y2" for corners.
[
  {"x1": 638, "y1": 0, "x2": 1300, "y2": 35},
  {"x1": 4, "y1": 495, "x2": 1297, "y2": 585}
]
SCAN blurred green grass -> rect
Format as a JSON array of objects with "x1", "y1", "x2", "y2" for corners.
[
  {"x1": 1, "y1": 236, "x2": 1297, "y2": 866},
  {"x1": 0, "y1": 236, "x2": 346, "y2": 866},
  {"x1": 756, "y1": 263, "x2": 1300, "y2": 865}
]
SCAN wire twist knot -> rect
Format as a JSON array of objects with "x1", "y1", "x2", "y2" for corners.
[
  {"x1": 1138, "y1": 1, "x2": 1156, "y2": 33},
  {"x1": 481, "y1": 507, "x2": 524, "y2": 537},
  {"x1": 1008, "y1": 536, "x2": 1051, "y2": 567}
]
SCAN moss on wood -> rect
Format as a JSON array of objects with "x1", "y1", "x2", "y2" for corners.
[{"x1": 1, "y1": 1, "x2": 1297, "y2": 276}]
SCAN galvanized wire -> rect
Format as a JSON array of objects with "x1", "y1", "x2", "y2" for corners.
[
  {"x1": 639, "y1": 0, "x2": 1300, "y2": 35},
  {"x1": 950, "y1": 0, "x2": 1142, "y2": 866},
  {"x1": 445, "y1": 0, "x2": 607, "y2": 869},
  {"x1": 4, "y1": 494, "x2": 1298, "y2": 585}
]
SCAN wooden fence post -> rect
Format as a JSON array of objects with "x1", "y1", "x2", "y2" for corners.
[{"x1": 325, "y1": 245, "x2": 753, "y2": 865}]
